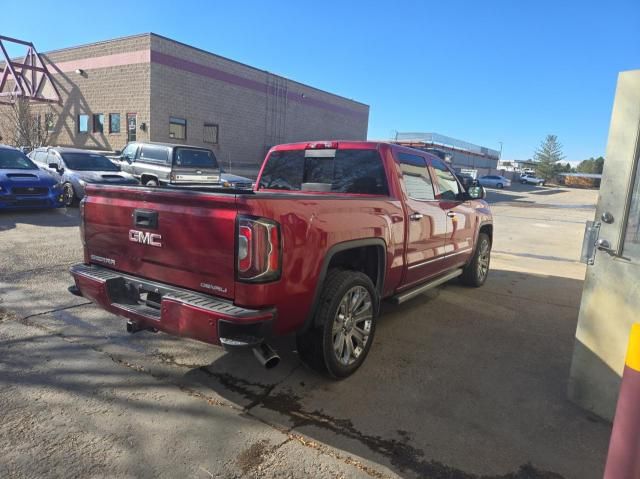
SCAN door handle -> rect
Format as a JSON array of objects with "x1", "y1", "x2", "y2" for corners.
[
  {"x1": 596, "y1": 238, "x2": 616, "y2": 255},
  {"x1": 447, "y1": 211, "x2": 457, "y2": 218},
  {"x1": 409, "y1": 212, "x2": 423, "y2": 221}
]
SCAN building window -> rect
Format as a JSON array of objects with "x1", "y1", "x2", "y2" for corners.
[
  {"x1": 169, "y1": 116, "x2": 186, "y2": 140},
  {"x1": 78, "y1": 114, "x2": 89, "y2": 133},
  {"x1": 203, "y1": 123, "x2": 219, "y2": 144},
  {"x1": 45, "y1": 113, "x2": 55, "y2": 133},
  {"x1": 109, "y1": 113, "x2": 120, "y2": 133},
  {"x1": 93, "y1": 113, "x2": 104, "y2": 133}
]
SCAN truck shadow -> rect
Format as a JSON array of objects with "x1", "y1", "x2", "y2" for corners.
[
  {"x1": 0, "y1": 208, "x2": 80, "y2": 232},
  {"x1": 185, "y1": 269, "x2": 612, "y2": 479}
]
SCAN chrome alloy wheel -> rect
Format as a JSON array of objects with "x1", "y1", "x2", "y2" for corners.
[
  {"x1": 478, "y1": 239, "x2": 490, "y2": 281},
  {"x1": 332, "y1": 285, "x2": 373, "y2": 366}
]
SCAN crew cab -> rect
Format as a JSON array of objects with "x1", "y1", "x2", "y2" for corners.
[{"x1": 70, "y1": 141, "x2": 493, "y2": 377}]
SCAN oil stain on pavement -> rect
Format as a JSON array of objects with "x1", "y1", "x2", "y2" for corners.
[{"x1": 196, "y1": 368, "x2": 564, "y2": 479}]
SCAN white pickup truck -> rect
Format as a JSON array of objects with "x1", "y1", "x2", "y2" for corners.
[{"x1": 520, "y1": 174, "x2": 545, "y2": 186}]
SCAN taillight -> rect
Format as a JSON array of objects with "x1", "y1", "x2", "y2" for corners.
[
  {"x1": 306, "y1": 141, "x2": 338, "y2": 149},
  {"x1": 236, "y1": 216, "x2": 281, "y2": 282}
]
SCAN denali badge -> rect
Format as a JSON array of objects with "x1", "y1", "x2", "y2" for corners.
[{"x1": 129, "y1": 229, "x2": 162, "y2": 247}]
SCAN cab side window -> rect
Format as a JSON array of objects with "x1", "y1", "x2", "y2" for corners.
[
  {"x1": 431, "y1": 159, "x2": 461, "y2": 201},
  {"x1": 399, "y1": 153, "x2": 435, "y2": 201},
  {"x1": 139, "y1": 145, "x2": 169, "y2": 164}
]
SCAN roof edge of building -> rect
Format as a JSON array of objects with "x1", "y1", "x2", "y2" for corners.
[
  {"x1": 36, "y1": 31, "x2": 368, "y2": 109},
  {"x1": 40, "y1": 32, "x2": 152, "y2": 56}
]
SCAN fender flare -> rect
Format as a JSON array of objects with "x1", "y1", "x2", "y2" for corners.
[{"x1": 301, "y1": 238, "x2": 387, "y2": 333}]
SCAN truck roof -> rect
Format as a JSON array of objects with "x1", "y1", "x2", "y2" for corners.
[{"x1": 269, "y1": 140, "x2": 444, "y2": 160}]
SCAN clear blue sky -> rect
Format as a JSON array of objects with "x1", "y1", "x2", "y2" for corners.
[{"x1": 3, "y1": 0, "x2": 638, "y2": 161}]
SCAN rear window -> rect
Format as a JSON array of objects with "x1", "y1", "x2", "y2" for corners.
[
  {"x1": 258, "y1": 149, "x2": 389, "y2": 195},
  {"x1": 174, "y1": 148, "x2": 219, "y2": 169}
]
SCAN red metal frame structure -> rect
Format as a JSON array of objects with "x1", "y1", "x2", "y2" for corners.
[{"x1": 0, "y1": 35, "x2": 60, "y2": 104}]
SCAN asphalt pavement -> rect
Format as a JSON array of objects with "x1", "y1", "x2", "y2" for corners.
[{"x1": 0, "y1": 183, "x2": 611, "y2": 479}]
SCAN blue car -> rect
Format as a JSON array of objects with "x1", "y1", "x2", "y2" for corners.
[{"x1": 0, "y1": 145, "x2": 64, "y2": 209}]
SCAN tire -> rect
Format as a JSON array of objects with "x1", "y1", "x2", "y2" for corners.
[
  {"x1": 496, "y1": 183, "x2": 503, "y2": 189},
  {"x1": 144, "y1": 178, "x2": 159, "y2": 187},
  {"x1": 63, "y1": 182, "x2": 77, "y2": 207},
  {"x1": 296, "y1": 269, "x2": 379, "y2": 378},
  {"x1": 461, "y1": 232, "x2": 491, "y2": 287}
]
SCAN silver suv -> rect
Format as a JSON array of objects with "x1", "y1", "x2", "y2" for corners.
[{"x1": 115, "y1": 142, "x2": 222, "y2": 187}]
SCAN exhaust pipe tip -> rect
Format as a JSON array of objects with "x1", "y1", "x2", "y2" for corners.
[
  {"x1": 68, "y1": 285, "x2": 83, "y2": 297},
  {"x1": 252, "y1": 342, "x2": 280, "y2": 369}
]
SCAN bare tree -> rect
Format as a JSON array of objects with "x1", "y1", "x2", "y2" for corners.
[{"x1": 0, "y1": 96, "x2": 53, "y2": 149}]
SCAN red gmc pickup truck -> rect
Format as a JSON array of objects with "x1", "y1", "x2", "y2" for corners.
[{"x1": 70, "y1": 141, "x2": 493, "y2": 377}]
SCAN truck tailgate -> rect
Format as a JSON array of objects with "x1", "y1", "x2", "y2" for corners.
[{"x1": 82, "y1": 185, "x2": 237, "y2": 299}]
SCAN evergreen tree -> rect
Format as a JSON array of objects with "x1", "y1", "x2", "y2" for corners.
[{"x1": 533, "y1": 135, "x2": 565, "y2": 180}]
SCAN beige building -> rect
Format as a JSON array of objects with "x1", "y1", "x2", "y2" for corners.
[{"x1": 21, "y1": 33, "x2": 369, "y2": 175}]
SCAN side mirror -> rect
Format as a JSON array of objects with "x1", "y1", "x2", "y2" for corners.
[
  {"x1": 48, "y1": 162, "x2": 58, "y2": 170},
  {"x1": 467, "y1": 185, "x2": 486, "y2": 200}
]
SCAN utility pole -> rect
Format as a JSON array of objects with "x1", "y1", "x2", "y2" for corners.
[{"x1": 498, "y1": 141, "x2": 503, "y2": 160}]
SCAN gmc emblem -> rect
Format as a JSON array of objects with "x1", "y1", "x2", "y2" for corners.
[{"x1": 129, "y1": 229, "x2": 162, "y2": 247}]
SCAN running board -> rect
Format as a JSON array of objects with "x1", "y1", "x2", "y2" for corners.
[{"x1": 391, "y1": 269, "x2": 463, "y2": 304}]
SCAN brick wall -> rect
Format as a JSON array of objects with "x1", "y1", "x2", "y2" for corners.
[
  {"x1": 30, "y1": 34, "x2": 152, "y2": 151},
  {"x1": 149, "y1": 34, "x2": 368, "y2": 175}
]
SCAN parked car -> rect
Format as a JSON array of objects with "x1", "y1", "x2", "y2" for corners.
[
  {"x1": 112, "y1": 141, "x2": 220, "y2": 186},
  {"x1": 30, "y1": 147, "x2": 139, "y2": 206},
  {"x1": 520, "y1": 174, "x2": 546, "y2": 186},
  {"x1": 0, "y1": 144, "x2": 64, "y2": 209},
  {"x1": 478, "y1": 175, "x2": 512, "y2": 189},
  {"x1": 219, "y1": 171, "x2": 254, "y2": 189},
  {"x1": 69, "y1": 141, "x2": 493, "y2": 378}
]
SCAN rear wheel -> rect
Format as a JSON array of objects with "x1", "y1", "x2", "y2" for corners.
[
  {"x1": 144, "y1": 178, "x2": 159, "y2": 187},
  {"x1": 496, "y1": 183, "x2": 503, "y2": 189},
  {"x1": 461, "y1": 232, "x2": 491, "y2": 287},
  {"x1": 296, "y1": 269, "x2": 378, "y2": 378},
  {"x1": 63, "y1": 182, "x2": 77, "y2": 207}
]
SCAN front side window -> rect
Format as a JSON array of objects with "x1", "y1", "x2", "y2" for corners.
[
  {"x1": 109, "y1": 113, "x2": 120, "y2": 133},
  {"x1": 121, "y1": 143, "x2": 138, "y2": 160},
  {"x1": 399, "y1": 153, "x2": 435, "y2": 201},
  {"x1": 93, "y1": 114, "x2": 104, "y2": 133},
  {"x1": 0, "y1": 149, "x2": 38, "y2": 170},
  {"x1": 259, "y1": 148, "x2": 389, "y2": 195},
  {"x1": 169, "y1": 117, "x2": 187, "y2": 140},
  {"x1": 33, "y1": 150, "x2": 48, "y2": 164},
  {"x1": 78, "y1": 114, "x2": 89, "y2": 133},
  {"x1": 204, "y1": 123, "x2": 219, "y2": 144},
  {"x1": 431, "y1": 159, "x2": 461, "y2": 201}
]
